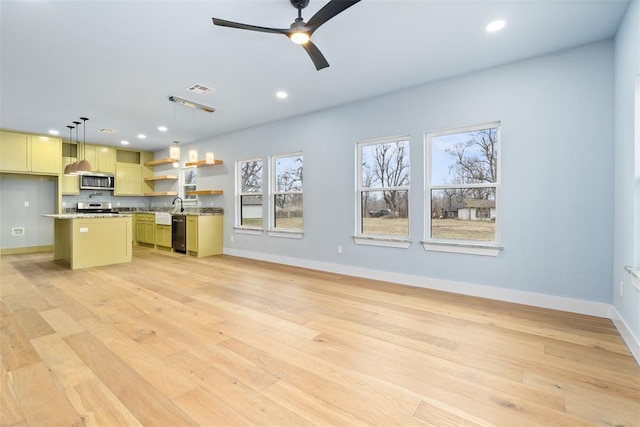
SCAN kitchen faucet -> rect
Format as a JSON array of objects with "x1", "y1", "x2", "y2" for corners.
[{"x1": 172, "y1": 196, "x2": 184, "y2": 212}]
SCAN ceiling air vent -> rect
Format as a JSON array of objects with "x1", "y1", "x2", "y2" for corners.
[{"x1": 186, "y1": 83, "x2": 213, "y2": 94}]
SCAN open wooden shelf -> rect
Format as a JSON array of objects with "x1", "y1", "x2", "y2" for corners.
[
  {"x1": 185, "y1": 159, "x2": 224, "y2": 167},
  {"x1": 144, "y1": 158, "x2": 178, "y2": 167},
  {"x1": 185, "y1": 190, "x2": 223, "y2": 196},
  {"x1": 143, "y1": 191, "x2": 178, "y2": 196},
  {"x1": 143, "y1": 175, "x2": 178, "y2": 182}
]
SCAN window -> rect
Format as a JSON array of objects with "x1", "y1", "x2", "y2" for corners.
[
  {"x1": 425, "y1": 123, "x2": 500, "y2": 254},
  {"x1": 237, "y1": 159, "x2": 263, "y2": 229},
  {"x1": 271, "y1": 152, "x2": 303, "y2": 233},
  {"x1": 356, "y1": 136, "x2": 410, "y2": 246},
  {"x1": 181, "y1": 167, "x2": 197, "y2": 203}
]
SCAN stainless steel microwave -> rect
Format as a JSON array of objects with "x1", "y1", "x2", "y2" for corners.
[{"x1": 80, "y1": 174, "x2": 115, "y2": 191}]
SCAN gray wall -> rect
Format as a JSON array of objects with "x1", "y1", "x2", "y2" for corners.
[
  {"x1": 0, "y1": 174, "x2": 56, "y2": 248},
  {"x1": 178, "y1": 40, "x2": 615, "y2": 304},
  {"x1": 613, "y1": 1, "x2": 640, "y2": 342}
]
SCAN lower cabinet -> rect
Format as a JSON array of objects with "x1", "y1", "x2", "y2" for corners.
[
  {"x1": 186, "y1": 215, "x2": 222, "y2": 257},
  {"x1": 135, "y1": 213, "x2": 155, "y2": 245},
  {"x1": 155, "y1": 224, "x2": 171, "y2": 248}
]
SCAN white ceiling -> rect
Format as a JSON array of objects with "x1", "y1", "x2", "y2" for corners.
[{"x1": 0, "y1": 0, "x2": 629, "y2": 152}]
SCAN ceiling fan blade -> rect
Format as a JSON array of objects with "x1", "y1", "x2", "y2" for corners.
[
  {"x1": 306, "y1": 0, "x2": 361, "y2": 33},
  {"x1": 301, "y1": 40, "x2": 329, "y2": 70},
  {"x1": 212, "y1": 18, "x2": 287, "y2": 35}
]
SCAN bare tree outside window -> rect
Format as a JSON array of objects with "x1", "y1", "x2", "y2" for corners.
[
  {"x1": 182, "y1": 167, "x2": 197, "y2": 201},
  {"x1": 358, "y1": 138, "x2": 410, "y2": 236},
  {"x1": 273, "y1": 153, "x2": 303, "y2": 230},
  {"x1": 427, "y1": 124, "x2": 499, "y2": 242},
  {"x1": 238, "y1": 159, "x2": 263, "y2": 227}
]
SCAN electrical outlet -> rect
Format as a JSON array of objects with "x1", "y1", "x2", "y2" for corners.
[
  {"x1": 24, "y1": 201, "x2": 29, "y2": 207},
  {"x1": 619, "y1": 281, "x2": 624, "y2": 297},
  {"x1": 337, "y1": 245, "x2": 343, "y2": 254},
  {"x1": 230, "y1": 235, "x2": 234, "y2": 242}
]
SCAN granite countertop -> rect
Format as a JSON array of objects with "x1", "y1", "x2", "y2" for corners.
[
  {"x1": 62, "y1": 207, "x2": 224, "y2": 216},
  {"x1": 43, "y1": 213, "x2": 133, "y2": 219}
]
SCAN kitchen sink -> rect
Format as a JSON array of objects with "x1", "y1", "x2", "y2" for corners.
[{"x1": 155, "y1": 212, "x2": 171, "y2": 225}]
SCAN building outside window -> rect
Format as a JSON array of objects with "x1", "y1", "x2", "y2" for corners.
[
  {"x1": 272, "y1": 152, "x2": 303, "y2": 231},
  {"x1": 425, "y1": 122, "x2": 500, "y2": 244},
  {"x1": 237, "y1": 159, "x2": 263, "y2": 228},
  {"x1": 356, "y1": 136, "x2": 410, "y2": 238}
]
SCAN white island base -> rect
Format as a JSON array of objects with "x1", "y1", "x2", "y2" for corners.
[{"x1": 45, "y1": 215, "x2": 132, "y2": 270}]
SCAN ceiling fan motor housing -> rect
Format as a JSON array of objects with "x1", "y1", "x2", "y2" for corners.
[{"x1": 291, "y1": 0, "x2": 310, "y2": 10}]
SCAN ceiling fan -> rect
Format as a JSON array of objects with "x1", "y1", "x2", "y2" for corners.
[{"x1": 212, "y1": 0, "x2": 361, "y2": 70}]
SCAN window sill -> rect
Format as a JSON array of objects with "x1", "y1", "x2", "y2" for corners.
[
  {"x1": 422, "y1": 241, "x2": 503, "y2": 256},
  {"x1": 624, "y1": 266, "x2": 640, "y2": 291},
  {"x1": 268, "y1": 229, "x2": 303, "y2": 239},
  {"x1": 233, "y1": 227, "x2": 263, "y2": 236},
  {"x1": 353, "y1": 235, "x2": 412, "y2": 248}
]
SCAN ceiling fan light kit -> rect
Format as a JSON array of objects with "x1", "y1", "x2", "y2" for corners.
[{"x1": 212, "y1": 0, "x2": 361, "y2": 70}]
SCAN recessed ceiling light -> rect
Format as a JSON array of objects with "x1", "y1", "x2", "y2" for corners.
[
  {"x1": 158, "y1": 126, "x2": 167, "y2": 132},
  {"x1": 48, "y1": 129, "x2": 59, "y2": 135},
  {"x1": 120, "y1": 140, "x2": 130, "y2": 145},
  {"x1": 137, "y1": 134, "x2": 146, "y2": 139},
  {"x1": 276, "y1": 91, "x2": 288, "y2": 99},
  {"x1": 485, "y1": 19, "x2": 506, "y2": 33}
]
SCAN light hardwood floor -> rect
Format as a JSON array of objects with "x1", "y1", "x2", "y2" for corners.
[{"x1": 1, "y1": 247, "x2": 638, "y2": 426}]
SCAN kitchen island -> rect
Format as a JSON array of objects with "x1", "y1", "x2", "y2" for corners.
[{"x1": 43, "y1": 213, "x2": 132, "y2": 270}]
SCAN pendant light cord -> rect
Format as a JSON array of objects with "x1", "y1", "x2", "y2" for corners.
[{"x1": 80, "y1": 117, "x2": 89, "y2": 160}]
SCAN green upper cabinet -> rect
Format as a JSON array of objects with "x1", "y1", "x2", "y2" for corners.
[
  {"x1": 61, "y1": 156, "x2": 79, "y2": 195},
  {"x1": 114, "y1": 163, "x2": 142, "y2": 196},
  {"x1": 82, "y1": 144, "x2": 116, "y2": 174},
  {"x1": 0, "y1": 130, "x2": 61, "y2": 174}
]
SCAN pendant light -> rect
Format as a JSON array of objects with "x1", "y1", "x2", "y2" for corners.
[
  {"x1": 169, "y1": 140, "x2": 180, "y2": 164},
  {"x1": 63, "y1": 125, "x2": 78, "y2": 175},
  {"x1": 76, "y1": 117, "x2": 92, "y2": 174}
]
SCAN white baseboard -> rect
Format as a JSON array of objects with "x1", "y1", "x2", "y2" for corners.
[
  {"x1": 611, "y1": 307, "x2": 640, "y2": 363},
  {"x1": 223, "y1": 247, "x2": 640, "y2": 365}
]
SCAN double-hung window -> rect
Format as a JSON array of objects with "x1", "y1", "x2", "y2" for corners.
[
  {"x1": 237, "y1": 159, "x2": 263, "y2": 230},
  {"x1": 424, "y1": 122, "x2": 501, "y2": 256},
  {"x1": 271, "y1": 152, "x2": 303, "y2": 234},
  {"x1": 181, "y1": 167, "x2": 197, "y2": 204},
  {"x1": 355, "y1": 136, "x2": 410, "y2": 247}
]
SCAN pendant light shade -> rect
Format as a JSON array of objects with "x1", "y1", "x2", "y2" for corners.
[
  {"x1": 169, "y1": 141, "x2": 180, "y2": 160},
  {"x1": 205, "y1": 151, "x2": 215, "y2": 165},
  {"x1": 76, "y1": 117, "x2": 92, "y2": 174},
  {"x1": 64, "y1": 125, "x2": 78, "y2": 175}
]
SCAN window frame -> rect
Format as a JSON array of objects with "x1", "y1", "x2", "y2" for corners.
[
  {"x1": 269, "y1": 151, "x2": 303, "y2": 238},
  {"x1": 180, "y1": 166, "x2": 198, "y2": 206},
  {"x1": 354, "y1": 135, "x2": 411, "y2": 248},
  {"x1": 235, "y1": 158, "x2": 264, "y2": 235},
  {"x1": 423, "y1": 122, "x2": 503, "y2": 256}
]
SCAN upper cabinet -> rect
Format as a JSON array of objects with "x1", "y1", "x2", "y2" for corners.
[
  {"x1": 113, "y1": 149, "x2": 153, "y2": 197},
  {"x1": 82, "y1": 144, "x2": 116, "y2": 174},
  {"x1": 61, "y1": 157, "x2": 79, "y2": 195},
  {"x1": 114, "y1": 163, "x2": 143, "y2": 196},
  {"x1": 0, "y1": 130, "x2": 61, "y2": 174}
]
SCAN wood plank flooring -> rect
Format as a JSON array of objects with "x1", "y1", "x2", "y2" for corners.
[{"x1": 1, "y1": 247, "x2": 638, "y2": 426}]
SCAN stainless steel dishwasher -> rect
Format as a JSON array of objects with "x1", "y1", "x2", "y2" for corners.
[{"x1": 171, "y1": 215, "x2": 186, "y2": 253}]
